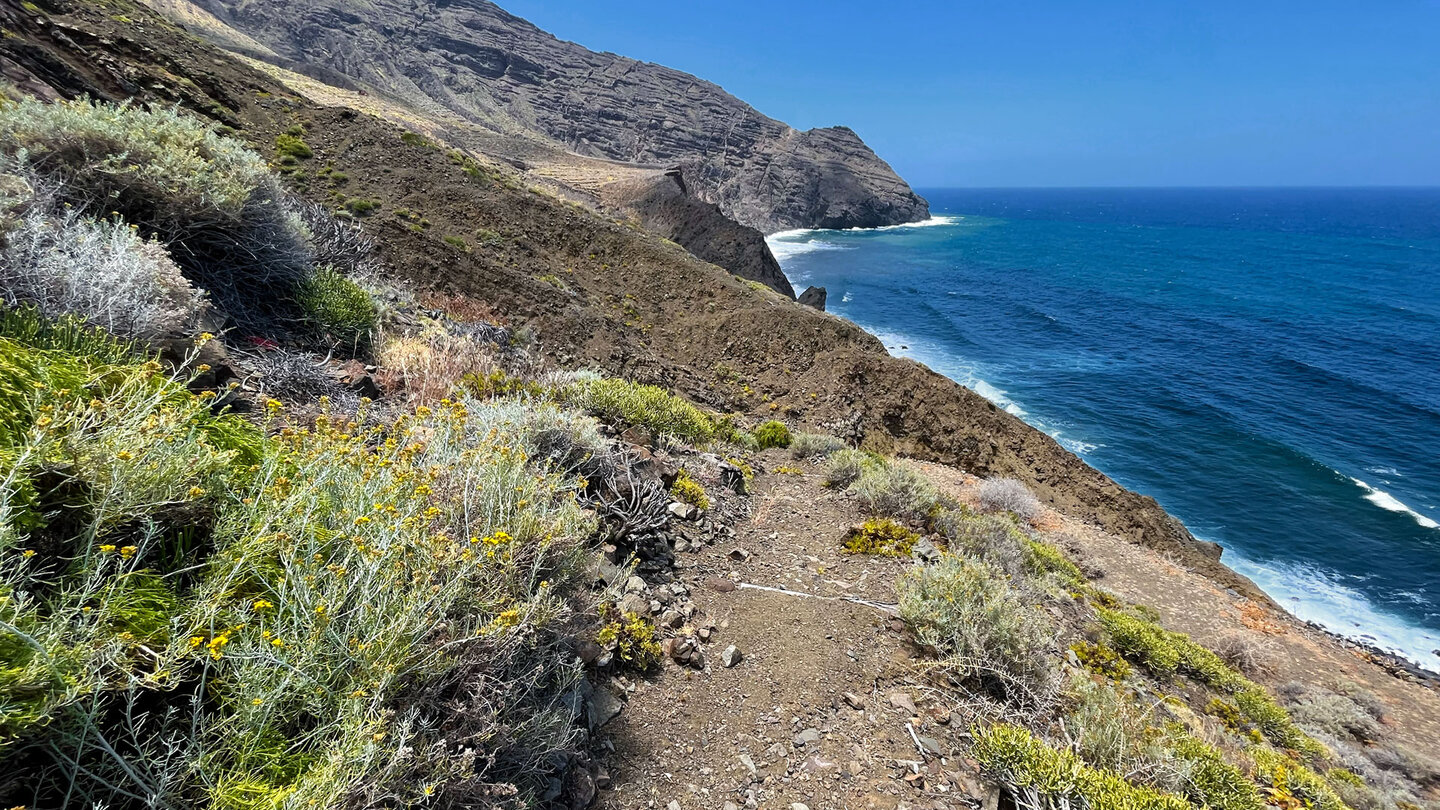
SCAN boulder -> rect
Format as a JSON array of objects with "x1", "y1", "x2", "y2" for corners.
[{"x1": 798, "y1": 286, "x2": 828, "y2": 311}]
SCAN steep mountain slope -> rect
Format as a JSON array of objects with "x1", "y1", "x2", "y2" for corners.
[{"x1": 181, "y1": 0, "x2": 931, "y2": 233}]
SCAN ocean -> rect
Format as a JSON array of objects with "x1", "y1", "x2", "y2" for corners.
[{"x1": 768, "y1": 187, "x2": 1440, "y2": 671}]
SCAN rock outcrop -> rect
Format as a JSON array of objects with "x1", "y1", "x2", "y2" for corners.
[
  {"x1": 601, "y1": 171, "x2": 794, "y2": 298},
  {"x1": 797, "y1": 286, "x2": 827, "y2": 311},
  {"x1": 184, "y1": 0, "x2": 931, "y2": 233}
]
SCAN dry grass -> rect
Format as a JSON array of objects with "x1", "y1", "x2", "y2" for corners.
[{"x1": 376, "y1": 327, "x2": 500, "y2": 405}]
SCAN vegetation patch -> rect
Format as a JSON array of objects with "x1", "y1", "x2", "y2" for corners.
[
  {"x1": 344, "y1": 197, "x2": 380, "y2": 217},
  {"x1": 558, "y1": 376, "x2": 717, "y2": 445},
  {"x1": 295, "y1": 266, "x2": 377, "y2": 350},
  {"x1": 842, "y1": 517, "x2": 920, "y2": 556},
  {"x1": 670, "y1": 469, "x2": 711, "y2": 509},
  {"x1": 1070, "y1": 640, "x2": 1132, "y2": 680},
  {"x1": 0, "y1": 97, "x2": 309, "y2": 327},
  {"x1": 753, "y1": 419, "x2": 792, "y2": 449},
  {"x1": 853, "y1": 459, "x2": 942, "y2": 523},
  {"x1": 899, "y1": 553, "x2": 1057, "y2": 702},
  {"x1": 275, "y1": 132, "x2": 313, "y2": 160},
  {"x1": 978, "y1": 477, "x2": 1043, "y2": 522},
  {"x1": 790, "y1": 431, "x2": 846, "y2": 459},
  {"x1": 972, "y1": 723, "x2": 1189, "y2": 810},
  {"x1": 596, "y1": 602, "x2": 663, "y2": 672}
]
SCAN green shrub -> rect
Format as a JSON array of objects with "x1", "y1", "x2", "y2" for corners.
[
  {"x1": 275, "y1": 132, "x2": 313, "y2": 160},
  {"x1": 972, "y1": 723, "x2": 1189, "y2": 810},
  {"x1": 1096, "y1": 607, "x2": 1322, "y2": 755},
  {"x1": 1071, "y1": 641, "x2": 1132, "y2": 680},
  {"x1": 842, "y1": 517, "x2": 919, "y2": 556},
  {"x1": 399, "y1": 130, "x2": 435, "y2": 148},
  {"x1": 1064, "y1": 677, "x2": 1185, "y2": 787},
  {"x1": 174, "y1": 396, "x2": 599, "y2": 808},
  {"x1": 899, "y1": 554, "x2": 1057, "y2": 701},
  {"x1": 1253, "y1": 748, "x2": 1348, "y2": 810},
  {"x1": 344, "y1": 197, "x2": 380, "y2": 217},
  {"x1": 1205, "y1": 697, "x2": 1245, "y2": 730},
  {"x1": 1170, "y1": 734, "x2": 1266, "y2": 810},
  {"x1": 295, "y1": 266, "x2": 377, "y2": 350},
  {"x1": 853, "y1": 459, "x2": 941, "y2": 522},
  {"x1": 1025, "y1": 540, "x2": 1085, "y2": 585},
  {"x1": 443, "y1": 234, "x2": 469, "y2": 251},
  {"x1": 558, "y1": 377, "x2": 716, "y2": 445},
  {"x1": 0, "y1": 305, "x2": 142, "y2": 364},
  {"x1": 0, "y1": 97, "x2": 308, "y2": 326},
  {"x1": 0, "y1": 340, "x2": 260, "y2": 761},
  {"x1": 474, "y1": 228, "x2": 505, "y2": 247},
  {"x1": 670, "y1": 470, "x2": 711, "y2": 509},
  {"x1": 596, "y1": 602, "x2": 662, "y2": 672},
  {"x1": 753, "y1": 419, "x2": 792, "y2": 449},
  {"x1": 1236, "y1": 685, "x2": 1323, "y2": 754},
  {"x1": 459, "y1": 369, "x2": 544, "y2": 400}
]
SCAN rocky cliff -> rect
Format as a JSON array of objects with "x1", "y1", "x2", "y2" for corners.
[
  {"x1": 183, "y1": 0, "x2": 931, "y2": 233},
  {"x1": 601, "y1": 172, "x2": 796, "y2": 298}
]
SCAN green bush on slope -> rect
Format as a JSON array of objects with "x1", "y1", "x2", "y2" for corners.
[
  {"x1": 1, "y1": 335, "x2": 605, "y2": 806},
  {"x1": 898, "y1": 552, "x2": 1057, "y2": 702},
  {"x1": 295, "y1": 265, "x2": 377, "y2": 349},
  {"x1": 972, "y1": 723, "x2": 1190, "y2": 810},
  {"x1": 558, "y1": 376, "x2": 717, "y2": 444}
]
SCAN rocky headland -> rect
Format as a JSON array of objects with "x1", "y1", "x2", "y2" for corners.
[{"x1": 178, "y1": 0, "x2": 932, "y2": 233}]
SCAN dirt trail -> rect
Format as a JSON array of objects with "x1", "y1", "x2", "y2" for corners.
[
  {"x1": 597, "y1": 454, "x2": 1440, "y2": 809},
  {"x1": 599, "y1": 455, "x2": 982, "y2": 810}
]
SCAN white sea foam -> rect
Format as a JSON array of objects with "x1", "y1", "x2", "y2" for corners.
[
  {"x1": 1351, "y1": 477, "x2": 1439, "y2": 529},
  {"x1": 841, "y1": 292, "x2": 853, "y2": 303},
  {"x1": 767, "y1": 238, "x2": 848, "y2": 263},
  {"x1": 1224, "y1": 550, "x2": 1440, "y2": 672},
  {"x1": 843, "y1": 215, "x2": 962, "y2": 232}
]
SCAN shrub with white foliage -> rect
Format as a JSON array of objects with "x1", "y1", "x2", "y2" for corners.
[
  {"x1": 0, "y1": 197, "x2": 208, "y2": 341},
  {"x1": 978, "y1": 477, "x2": 1043, "y2": 522}
]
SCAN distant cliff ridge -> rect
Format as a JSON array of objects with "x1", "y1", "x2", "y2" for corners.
[{"x1": 187, "y1": 0, "x2": 931, "y2": 233}]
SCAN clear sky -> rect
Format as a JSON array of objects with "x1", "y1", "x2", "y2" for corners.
[{"x1": 497, "y1": 1, "x2": 1440, "y2": 188}]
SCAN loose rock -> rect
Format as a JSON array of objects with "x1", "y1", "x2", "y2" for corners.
[{"x1": 721, "y1": 644, "x2": 743, "y2": 668}]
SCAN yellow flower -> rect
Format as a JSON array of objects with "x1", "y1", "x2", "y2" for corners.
[
  {"x1": 119, "y1": 546, "x2": 138, "y2": 559},
  {"x1": 271, "y1": 638, "x2": 285, "y2": 648},
  {"x1": 195, "y1": 332, "x2": 216, "y2": 347},
  {"x1": 251, "y1": 698, "x2": 264, "y2": 706},
  {"x1": 315, "y1": 604, "x2": 327, "y2": 616},
  {"x1": 116, "y1": 450, "x2": 134, "y2": 461},
  {"x1": 98, "y1": 544, "x2": 117, "y2": 554},
  {"x1": 265, "y1": 399, "x2": 283, "y2": 412},
  {"x1": 252, "y1": 599, "x2": 274, "y2": 611},
  {"x1": 187, "y1": 486, "x2": 206, "y2": 498},
  {"x1": 21, "y1": 549, "x2": 35, "y2": 558},
  {"x1": 189, "y1": 636, "x2": 204, "y2": 648}
]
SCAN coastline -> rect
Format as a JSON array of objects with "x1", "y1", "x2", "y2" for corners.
[{"x1": 767, "y1": 225, "x2": 1440, "y2": 681}]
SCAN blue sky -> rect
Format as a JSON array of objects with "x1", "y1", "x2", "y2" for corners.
[{"x1": 498, "y1": 1, "x2": 1440, "y2": 188}]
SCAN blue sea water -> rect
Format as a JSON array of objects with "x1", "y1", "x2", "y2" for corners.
[{"x1": 768, "y1": 188, "x2": 1440, "y2": 671}]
